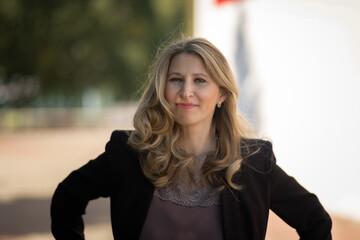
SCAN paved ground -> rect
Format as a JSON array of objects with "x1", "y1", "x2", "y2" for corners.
[{"x1": 1, "y1": 127, "x2": 360, "y2": 239}]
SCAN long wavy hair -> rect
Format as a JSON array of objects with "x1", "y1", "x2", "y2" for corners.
[{"x1": 128, "y1": 37, "x2": 256, "y2": 189}]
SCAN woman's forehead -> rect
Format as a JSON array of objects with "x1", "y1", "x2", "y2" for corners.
[{"x1": 168, "y1": 52, "x2": 208, "y2": 74}]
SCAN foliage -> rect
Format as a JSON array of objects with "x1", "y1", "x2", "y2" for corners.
[{"x1": 0, "y1": 0, "x2": 191, "y2": 107}]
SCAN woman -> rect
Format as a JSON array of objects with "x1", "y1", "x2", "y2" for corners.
[{"x1": 51, "y1": 38, "x2": 332, "y2": 239}]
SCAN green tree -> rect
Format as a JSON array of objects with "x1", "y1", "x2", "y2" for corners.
[{"x1": 0, "y1": 0, "x2": 192, "y2": 107}]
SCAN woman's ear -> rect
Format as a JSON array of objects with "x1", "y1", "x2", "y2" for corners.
[{"x1": 219, "y1": 89, "x2": 227, "y2": 104}]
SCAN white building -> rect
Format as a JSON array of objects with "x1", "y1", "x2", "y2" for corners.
[{"x1": 194, "y1": 0, "x2": 360, "y2": 221}]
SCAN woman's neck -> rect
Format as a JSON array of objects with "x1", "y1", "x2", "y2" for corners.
[{"x1": 179, "y1": 124, "x2": 217, "y2": 156}]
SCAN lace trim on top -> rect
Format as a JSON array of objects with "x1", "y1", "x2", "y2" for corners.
[{"x1": 154, "y1": 152, "x2": 221, "y2": 207}]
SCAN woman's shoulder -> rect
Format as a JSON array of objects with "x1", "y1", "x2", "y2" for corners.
[
  {"x1": 105, "y1": 130, "x2": 136, "y2": 157},
  {"x1": 106, "y1": 130, "x2": 134, "y2": 146},
  {"x1": 108, "y1": 130, "x2": 133, "y2": 141},
  {"x1": 240, "y1": 138, "x2": 273, "y2": 156},
  {"x1": 240, "y1": 138, "x2": 276, "y2": 172}
]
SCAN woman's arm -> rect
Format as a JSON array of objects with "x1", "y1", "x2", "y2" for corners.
[
  {"x1": 269, "y1": 148, "x2": 332, "y2": 239},
  {"x1": 50, "y1": 131, "x2": 128, "y2": 239}
]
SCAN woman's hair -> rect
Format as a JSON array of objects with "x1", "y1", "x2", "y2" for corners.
[{"x1": 128, "y1": 37, "x2": 256, "y2": 189}]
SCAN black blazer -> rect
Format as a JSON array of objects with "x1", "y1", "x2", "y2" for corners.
[{"x1": 51, "y1": 131, "x2": 332, "y2": 239}]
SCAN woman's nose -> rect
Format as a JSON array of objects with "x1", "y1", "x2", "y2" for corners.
[{"x1": 180, "y1": 81, "x2": 194, "y2": 98}]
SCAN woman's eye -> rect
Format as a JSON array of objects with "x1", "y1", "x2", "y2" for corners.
[
  {"x1": 195, "y1": 78, "x2": 206, "y2": 83},
  {"x1": 169, "y1": 78, "x2": 182, "y2": 82}
]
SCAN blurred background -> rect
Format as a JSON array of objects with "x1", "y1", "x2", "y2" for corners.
[{"x1": 0, "y1": 0, "x2": 359, "y2": 239}]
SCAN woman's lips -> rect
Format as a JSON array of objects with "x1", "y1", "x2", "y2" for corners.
[{"x1": 176, "y1": 103, "x2": 197, "y2": 109}]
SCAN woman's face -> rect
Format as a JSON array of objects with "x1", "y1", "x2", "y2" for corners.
[{"x1": 164, "y1": 52, "x2": 225, "y2": 129}]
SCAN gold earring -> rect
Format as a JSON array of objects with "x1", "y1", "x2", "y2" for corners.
[{"x1": 217, "y1": 102, "x2": 221, "y2": 108}]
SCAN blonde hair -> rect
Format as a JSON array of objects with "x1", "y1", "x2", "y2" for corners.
[{"x1": 128, "y1": 37, "x2": 256, "y2": 189}]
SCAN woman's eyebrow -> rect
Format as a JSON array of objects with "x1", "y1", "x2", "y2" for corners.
[
  {"x1": 167, "y1": 72, "x2": 181, "y2": 76},
  {"x1": 167, "y1": 72, "x2": 209, "y2": 77},
  {"x1": 193, "y1": 73, "x2": 209, "y2": 77}
]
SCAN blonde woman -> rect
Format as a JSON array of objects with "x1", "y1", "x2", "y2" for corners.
[{"x1": 51, "y1": 38, "x2": 332, "y2": 239}]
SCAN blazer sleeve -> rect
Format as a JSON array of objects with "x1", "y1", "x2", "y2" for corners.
[
  {"x1": 268, "y1": 143, "x2": 332, "y2": 239},
  {"x1": 50, "y1": 131, "x2": 129, "y2": 240}
]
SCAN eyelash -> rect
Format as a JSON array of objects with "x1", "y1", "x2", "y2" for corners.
[
  {"x1": 195, "y1": 78, "x2": 206, "y2": 83},
  {"x1": 169, "y1": 78, "x2": 182, "y2": 82},
  {"x1": 169, "y1": 78, "x2": 206, "y2": 83}
]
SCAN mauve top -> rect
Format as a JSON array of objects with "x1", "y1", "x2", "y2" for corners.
[{"x1": 139, "y1": 153, "x2": 224, "y2": 240}]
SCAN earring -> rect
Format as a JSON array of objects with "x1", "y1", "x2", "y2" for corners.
[{"x1": 217, "y1": 102, "x2": 222, "y2": 108}]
